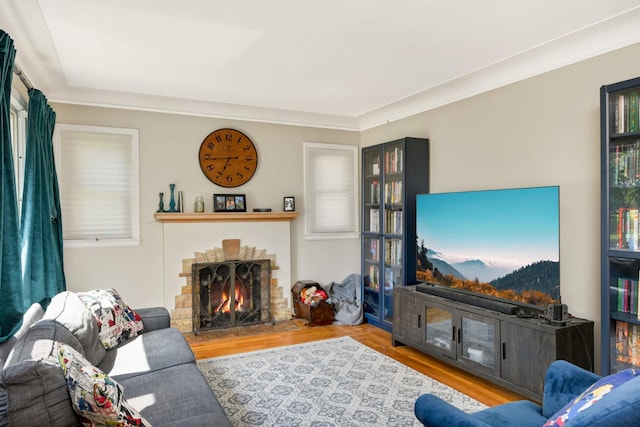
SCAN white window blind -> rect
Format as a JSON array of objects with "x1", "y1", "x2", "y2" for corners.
[
  {"x1": 54, "y1": 124, "x2": 140, "y2": 247},
  {"x1": 304, "y1": 142, "x2": 358, "y2": 240}
]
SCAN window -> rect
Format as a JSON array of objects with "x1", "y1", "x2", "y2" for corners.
[
  {"x1": 10, "y1": 93, "x2": 27, "y2": 215},
  {"x1": 53, "y1": 124, "x2": 140, "y2": 247},
  {"x1": 303, "y1": 142, "x2": 358, "y2": 240}
]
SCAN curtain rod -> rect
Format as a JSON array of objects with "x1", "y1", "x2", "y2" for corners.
[{"x1": 13, "y1": 64, "x2": 33, "y2": 90}]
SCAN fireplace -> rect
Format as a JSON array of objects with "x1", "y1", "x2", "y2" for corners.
[
  {"x1": 192, "y1": 259, "x2": 271, "y2": 333},
  {"x1": 155, "y1": 213, "x2": 297, "y2": 332}
]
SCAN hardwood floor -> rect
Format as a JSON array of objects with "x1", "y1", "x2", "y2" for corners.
[{"x1": 186, "y1": 320, "x2": 526, "y2": 408}]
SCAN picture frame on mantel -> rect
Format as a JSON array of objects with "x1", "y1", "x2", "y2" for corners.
[
  {"x1": 213, "y1": 194, "x2": 246, "y2": 212},
  {"x1": 284, "y1": 196, "x2": 295, "y2": 212}
]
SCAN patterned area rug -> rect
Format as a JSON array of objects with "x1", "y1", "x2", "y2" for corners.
[{"x1": 197, "y1": 336, "x2": 487, "y2": 426}]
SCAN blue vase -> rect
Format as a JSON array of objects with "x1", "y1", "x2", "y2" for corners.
[
  {"x1": 168, "y1": 184, "x2": 178, "y2": 212},
  {"x1": 157, "y1": 192, "x2": 165, "y2": 212}
]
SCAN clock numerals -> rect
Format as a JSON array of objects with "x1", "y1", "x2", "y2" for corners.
[{"x1": 199, "y1": 128, "x2": 257, "y2": 188}]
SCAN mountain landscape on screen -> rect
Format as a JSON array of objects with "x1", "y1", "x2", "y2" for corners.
[{"x1": 415, "y1": 186, "x2": 561, "y2": 307}]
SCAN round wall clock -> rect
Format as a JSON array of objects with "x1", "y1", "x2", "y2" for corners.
[{"x1": 198, "y1": 128, "x2": 258, "y2": 188}]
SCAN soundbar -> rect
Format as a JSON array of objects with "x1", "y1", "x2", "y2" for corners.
[{"x1": 416, "y1": 283, "x2": 519, "y2": 315}]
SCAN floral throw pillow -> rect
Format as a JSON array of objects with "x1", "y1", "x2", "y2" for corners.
[
  {"x1": 78, "y1": 289, "x2": 144, "y2": 349},
  {"x1": 54, "y1": 341, "x2": 151, "y2": 426},
  {"x1": 543, "y1": 368, "x2": 640, "y2": 426}
]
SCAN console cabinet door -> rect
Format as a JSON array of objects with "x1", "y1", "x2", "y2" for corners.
[
  {"x1": 501, "y1": 321, "x2": 548, "y2": 396},
  {"x1": 457, "y1": 311, "x2": 501, "y2": 377},
  {"x1": 393, "y1": 288, "x2": 423, "y2": 345},
  {"x1": 423, "y1": 300, "x2": 457, "y2": 360}
]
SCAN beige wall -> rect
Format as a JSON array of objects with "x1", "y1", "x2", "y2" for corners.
[
  {"x1": 52, "y1": 104, "x2": 360, "y2": 310},
  {"x1": 54, "y1": 41, "x2": 640, "y2": 372},
  {"x1": 362, "y1": 42, "x2": 640, "y2": 370}
]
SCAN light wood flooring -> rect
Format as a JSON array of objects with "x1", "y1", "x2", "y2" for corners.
[{"x1": 185, "y1": 319, "x2": 526, "y2": 408}]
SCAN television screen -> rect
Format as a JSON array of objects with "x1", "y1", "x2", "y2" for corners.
[{"x1": 416, "y1": 186, "x2": 560, "y2": 307}]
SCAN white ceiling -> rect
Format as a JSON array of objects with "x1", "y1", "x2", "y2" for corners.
[{"x1": 2, "y1": 0, "x2": 640, "y2": 130}]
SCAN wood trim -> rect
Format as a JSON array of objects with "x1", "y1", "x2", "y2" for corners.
[{"x1": 154, "y1": 211, "x2": 298, "y2": 223}]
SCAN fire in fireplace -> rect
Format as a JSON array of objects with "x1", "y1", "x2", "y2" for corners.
[{"x1": 192, "y1": 259, "x2": 271, "y2": 332}]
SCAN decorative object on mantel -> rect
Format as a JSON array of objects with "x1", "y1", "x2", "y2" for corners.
[
  {"x1": 283, "y1": 196, "x2": 295, "y2": 212},
  {"x1": 168, "y1": 183, "x2": 178, "y2": 212},
  {"x1": 213, "y1": 194, "x2": 246, "y2": 212},
  {"x1": 198, "y1": 128, "x2": 258, "y2": 188},
  {"x1": 177, "y1": 190, "x2": 183, "y2": 212},
  {"x1": 194, "y1": 196, "x2": 205, "y2": 213},
  {"x1": 157, "y1": 192, "x2": 165, "y2": 212},
  {"x1": 252, "y1": 208, "x2": 271, "y2": 212}
]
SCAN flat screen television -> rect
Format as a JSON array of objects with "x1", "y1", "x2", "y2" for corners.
[{"x1": 415, "y1": 186, "x2": 560, "y2": 309}]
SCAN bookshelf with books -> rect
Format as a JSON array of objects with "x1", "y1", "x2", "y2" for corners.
[
  {"x1": 362, "y1": 137, "x2": 429, "y2": 331},
  {"x1": 601, "y1": 76, "x2": 640, "y2": 374}
]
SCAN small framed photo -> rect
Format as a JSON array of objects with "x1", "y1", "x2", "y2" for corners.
[
  {"x1": 213, "y1": 194, "x2": 246, "y2": 212},
  {"x1": 283, "y1": 196, "x2": 295, "y2": 212}
]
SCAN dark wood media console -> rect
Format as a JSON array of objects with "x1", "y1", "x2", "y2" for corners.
[{"x1": 393, "y1": 285, "x2": 594, "y2": 402}]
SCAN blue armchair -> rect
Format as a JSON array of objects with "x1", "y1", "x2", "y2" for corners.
[{"x1": 415, "y1": 360, "x2": 640, "y2": 426}]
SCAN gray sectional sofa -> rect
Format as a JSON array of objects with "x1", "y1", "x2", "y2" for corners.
[{"x1": 0, "y1": 291, "x2": 232, "y2": 426}]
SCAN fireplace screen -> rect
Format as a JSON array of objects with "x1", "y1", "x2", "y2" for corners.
[{"x1": 192, "y1": 259, "x2": 271, "y2": 333}]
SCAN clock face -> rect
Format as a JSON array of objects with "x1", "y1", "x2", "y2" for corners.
[{"x1": 198, "y1": 128, "x2": 258, "y2": 188}]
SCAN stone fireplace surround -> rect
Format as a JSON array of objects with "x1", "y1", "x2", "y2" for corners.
[
  {"x1": 155, "y1": 212, "x2": 297, "y2": 333},
  {"x1": 173, "y1": 239, "x2": 289, "y2": 332}
]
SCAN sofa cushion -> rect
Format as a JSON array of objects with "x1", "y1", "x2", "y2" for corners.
[
  {"x1": 0, "y1": 302, "x2": 44, "y2": 362},
  {"x1": 77, "y1": 289, "x2": 144, "y2": 350},
  {"x1": 98, "y1": 328, "x2": 195, "y2": 381},
  {"x1": 118, "y1": 362, "x2": 232, "y2": 427},
  {"x1": 43, "y1": 291, "x2": 106, "y2": 365},
  {"x1": 543, "y1": 368, "x2": 640, "y2": 426},
  {"x1": 54, "y1": 341, "x2": 150, "y2": 427},
  {"x1": 2, "y1": 320, "x2": 81, "y2": 426},
  {"x1": 4, "y1": 319, "x2": 84, "y2": 368},
  {"x1": 134, "y1": 307, "x2": 170, "y2": 332}
]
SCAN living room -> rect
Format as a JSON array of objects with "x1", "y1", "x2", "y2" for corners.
[{"x1": 3, "y1": 3, "x2": 640, "y2": 424}]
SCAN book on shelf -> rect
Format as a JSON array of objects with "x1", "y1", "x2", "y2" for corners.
[
  {"x1": 384, "y1": 181, "x2": 403, "y2": 204},
  {"x1": 368, "y1": 265, "x2": 379, "y2": 289},
  {"x1": 372, "y1": 159, "x2": 380, "y2": 175},
  {"x1": 384, "y1": 147, "x2": 404, "y2": 174},
  {"x1": 615, "y1": 276, "x2": 639, "y2": 316},
  {"x1": 384, "y1": 239, "x2": 402, "y2": 265},
  {"x1": 369, "y1": 209, "x2": 379, "y2": 232},
  {"x1": 613, "y1": 207, "x2": 640, "y2": 250},
  {"x1": 384, "y1": 209, "x2": 403, "y2": 234},
  {"x1": 370, "y1": 180, "x2": 380, "y2": 204},
  {"x1": 610, "y1": 141, "x2": 640, "y2": 187},
  {"x1": 615, "y1": 320, "x2": 640, "y2": 366},
  {"x1": 369, "y1": 238, "x2": 379, "y2": 262},
  {"x1": 613, "y1": 91, "x2": 640, "y2": 134}
]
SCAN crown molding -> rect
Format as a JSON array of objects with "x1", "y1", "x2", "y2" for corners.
[{"x1": 357, "y1": 7, "x2": 640, "y2": 130}]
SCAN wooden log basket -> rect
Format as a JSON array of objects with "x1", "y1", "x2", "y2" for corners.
[{"x1": 291, "y1": 280, "x2": 335, "y2": 326}]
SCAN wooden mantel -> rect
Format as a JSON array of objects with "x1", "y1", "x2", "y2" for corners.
[{"x1": 154, "y1": 211, "x2": 298, "y2": 223}]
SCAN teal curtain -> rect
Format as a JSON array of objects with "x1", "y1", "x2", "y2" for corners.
[
  {"x1": 0, "y1": 30, "x2": 23, "y2": 342},
  {"x1": 20, "y1": 88, "x2": 65, "y2": 309}
]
